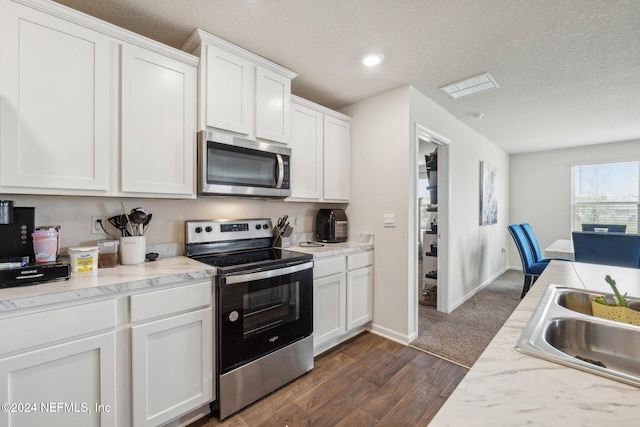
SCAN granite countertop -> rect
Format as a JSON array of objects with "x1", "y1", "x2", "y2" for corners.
[
  {"x1": 0, "y1": 256, "x2": 214, "y2": 314},
  {"x1": 1, "y1": 235, "x2": 373, "y2": 314},
  {"x1": 285, "y1": 233, "x2": 373, "y2": 259},
  {"x1": 430, "y1": 260, "x2": 640, "y2": 426}
]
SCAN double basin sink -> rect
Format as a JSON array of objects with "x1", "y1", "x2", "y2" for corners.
[{"x1": 516, "y1": 284, "x2": 640, "y2": 387}]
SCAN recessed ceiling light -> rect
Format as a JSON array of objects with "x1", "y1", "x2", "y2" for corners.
[
  {"x1": 468, "y1": 112, "x2": 484, "y2": 119},
  {"x1": 440, "y1": 73, "x2": 498, "y2": 99},
  {"x1": 362, "y1": 52, "x2": 384, "y2": 67}
]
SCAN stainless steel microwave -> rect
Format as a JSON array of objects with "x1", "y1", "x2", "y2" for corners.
[{"x1": 198, "y1": 130, "x2": 291, "y2": 198}]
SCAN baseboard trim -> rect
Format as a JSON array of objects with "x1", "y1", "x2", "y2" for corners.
[
  {"x1": 448, "y1": 267, "x2": 509, "y2": 312},
  {"x1": 370, "y1": 323, "x2": 411, "y2": 345}
]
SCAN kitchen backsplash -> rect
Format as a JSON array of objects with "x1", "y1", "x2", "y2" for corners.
[{"x1": 3, "y1": 194, "x2": 347, "y2": 253}]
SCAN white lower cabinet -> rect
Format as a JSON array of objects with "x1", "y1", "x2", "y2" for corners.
[
  {"x1": 0, "y1": 280, "x2": 213, "y2": 427},
  {"x1": 347, "y1": 266, "x2": 374, "y2": 330},
  {"x1": 0, "y1": 333, "x2": 116, "y2": 427},
  {"x1": 131, "y1": 308, "x2": 212, "y2": 427},
  {"x1": 313, "y1": 250, "x2": 373, "y2": 355},
  {"x1": 0, "y1": 299, "x2": 117, "y2": 427},
  {"x1": 313, "y1": 272, "x2": 347, "y2": 347},
  {"x1": 129, "y1": 281, "x2": 213, "y2": 427}
]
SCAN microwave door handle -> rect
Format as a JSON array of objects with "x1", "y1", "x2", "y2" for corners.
[{"x1": 275, "y1": 154, "x2": 284, "y2": 189}]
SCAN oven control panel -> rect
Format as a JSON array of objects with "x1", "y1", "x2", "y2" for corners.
[{"x1": 185, "y1": 219, "x2": 273, "y2": 244}]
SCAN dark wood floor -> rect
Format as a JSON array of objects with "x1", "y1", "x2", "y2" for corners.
[{"x1": 190, "y1": 332, "x2": 468, "y2": 426}]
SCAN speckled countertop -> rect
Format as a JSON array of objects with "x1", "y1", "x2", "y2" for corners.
[
  {"x1": 0, "y1": 256, "x2": 213, "y2": 314},
  {"x1": 285, "y1": 233, "x2": 373, "y2": 259},
  {"x1": 429, "y1": 260, "x2": 640, "y2": 426},
  {"x1": 0, "y1": 235, "x2": 373, "y2": 315}
]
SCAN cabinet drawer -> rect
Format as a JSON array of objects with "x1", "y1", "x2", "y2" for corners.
[
  {"x1": 0, "y1": 299, "x2": 116, "y2": 356},
  {"x1": 314, "y1": 256, "x2": 346, "y2": 279},
  {"x1": 130, "y1": 281, "x2": 211, "y2": 323},
  {"x1": 347, "y1": 251, "x2": 373, "y2": 270}
]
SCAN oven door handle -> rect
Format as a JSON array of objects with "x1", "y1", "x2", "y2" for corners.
[{"x1": 224, "y1": 261, "x2": 313, "y2": 285}]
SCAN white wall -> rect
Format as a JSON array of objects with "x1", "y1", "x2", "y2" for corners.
[
  {"x1": 341, "y1": 87, "x2": 411, "y2": 343},
  {"x1": 342, "y1": 85, "x2": 509, "y2": 344},
  {"x1": 2, "y1": 194, "x2": 343, "y2": 251},
  {"x1": 509, "y1": 138, "x2": 640, "y2": 268},
  {"x1": 409, "y1": 87, "x2": 510, "y2": 312}
]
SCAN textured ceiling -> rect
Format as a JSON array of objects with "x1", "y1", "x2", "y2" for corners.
[{"x1": 53, "y1": 0, "x2": 640, "y2": 154}]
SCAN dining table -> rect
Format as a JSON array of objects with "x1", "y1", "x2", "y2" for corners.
[{"x1": 544, "y1": 238, "x2": 574, "y2": 260}]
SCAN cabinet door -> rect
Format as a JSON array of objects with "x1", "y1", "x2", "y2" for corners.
[
  {"x1": 289, "y1": 102, "x2": 323, "y2": 199},
  {"x1": 323, "y1": 116, "x2": 350, "y2": 201},
  {"x1": 347, "y1": 266, "x2": 373, "y2": 329},
  {"x1": 256, "y1": 66, "x2": 291, "y2": 144},
  {"x1": 204, "y1": 44, "x2": 253, "y2": 136},
  {"x1": 120, "y1": 44, "x2": 196, "y2": 196},
  {"x1": 131, "y1": 308, "x2": 212, "y2": 427},
  {"x1": 0, "y1": 0, "x2": 110, "y2": 191},
  {"x1": 0, "y1": 332, "x2": 116, "y2": 427},
  {"x1": 313, "y1": 273, "x2": 347, "y2": 348}
]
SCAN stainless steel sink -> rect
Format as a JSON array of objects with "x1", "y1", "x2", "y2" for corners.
[{"x1": 516, "y1": 285, "x2": 640, "y2": 387}]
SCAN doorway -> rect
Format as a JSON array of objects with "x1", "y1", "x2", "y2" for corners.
[{"x1": 413, "y1": 125, "x2": 450, "y2": 321}]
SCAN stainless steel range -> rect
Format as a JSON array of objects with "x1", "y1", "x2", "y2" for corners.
[{"x1": 185, "y1": 218, "x2": 314, "y2": 420}]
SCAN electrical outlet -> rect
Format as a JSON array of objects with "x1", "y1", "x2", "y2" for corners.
[
  {"x1": 291, "y1": 212, "x2": 300, "y2": 226},
  {"x1": 91, "y1": 216, "x2": 106, "y2": 235}
]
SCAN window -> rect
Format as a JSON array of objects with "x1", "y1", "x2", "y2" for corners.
[{"x1": 571, "y1": 161, "x2": 639, "y2": 233}]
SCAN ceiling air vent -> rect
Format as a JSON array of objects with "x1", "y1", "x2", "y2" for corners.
[{"x1": 440, "y1": 73, "x2": 498, "y2": 99}]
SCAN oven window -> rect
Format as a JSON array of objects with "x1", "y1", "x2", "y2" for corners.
[
  {"x1": 242, "y1": 281, "x2": 299, "y2": 337},
  {"x1": 208, "y1": 144, "x2": 276, "y2": 187}
]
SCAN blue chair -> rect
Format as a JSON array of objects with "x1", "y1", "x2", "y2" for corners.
[
  {"x1": 581, "y1": 223, "x2": 627, "y2": 233},
  {"x1": 508, "y1": 224, "x2": 552, "y2": 298},
  {"x1": 521, "y1": 223, "x2": 572, "y2": 263},
  {"x1": 572, "y1": 231, "x2": 640, "y2": 268}
]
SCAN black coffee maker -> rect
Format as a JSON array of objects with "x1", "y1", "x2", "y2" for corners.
[
  {"x1": 0, "y1": 202, "x2": 35, "y2": 263},
  {"x1": 0, "y1": 201, "x2": 69, "y2": 287}
]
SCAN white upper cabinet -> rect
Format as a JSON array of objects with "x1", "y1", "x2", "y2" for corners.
[
  {"x1": 204, "y1": 44, "x2": 253, "y2": 135},
  {"x1": 256, "y1": 67, "x2": 291, "y2": 143},
  {"x1": 120, "y1": 44, "x2": 196, "y2": 196},
  {"x1": 182, "y1": 29, "x2": 296, "y2": 144},
  {"x1": 290, "y1": 101, "x2": 324, "y2": 199},
  {"x1": 323, "y1": 115, "x2": 351, "y2": 201},
  {"x1": 0, "y1": 0, "x2": 111, "y2": 193},
  {"x1": 0, "y1": 0, "x2": 198, "y2": 198},
  {"x1": 288, "y1": 96, "x2": 351, "y2": 202}
]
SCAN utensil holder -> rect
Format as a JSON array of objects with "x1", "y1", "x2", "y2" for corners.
[{"x1": 120, "y1": 236, "x2": 146, "y2": 265}]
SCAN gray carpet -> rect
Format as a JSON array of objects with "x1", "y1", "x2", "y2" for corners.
[{"x1": 411, "y1": 269, "x2": 523, "y2": 368}]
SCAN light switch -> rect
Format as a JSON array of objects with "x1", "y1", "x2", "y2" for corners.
[{"x1": 384, "y1": 213, "x2": 396, "y2": 227}]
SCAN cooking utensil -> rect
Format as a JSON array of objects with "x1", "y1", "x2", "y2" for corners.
[
  {"x1": 121, "y1": 202, "x2": 135, "y2": 236},
  {"x1": 142, "y1": 213, "x2": 152, "y2": 234},
  {"x1": 120, "y1": 214, "x2": 131, "y2": 236},
  {"x1": 108, "y1": 215, "x2": 122, "y2": 230},
  {"x1": 130, "y1": 208, "x2": 147, "y2": 236}
]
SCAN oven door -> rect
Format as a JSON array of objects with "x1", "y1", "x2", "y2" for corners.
[{"x1": 217, "y1": 261, "x2": 313, "y2": 374}]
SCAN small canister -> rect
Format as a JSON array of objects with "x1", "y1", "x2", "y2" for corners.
[
  {"x1": 68, "y1": 246, "x2": 99, "y2": 273},
  {"x1": 97, "y1": 240, "x2": 119, "y2": 268}
]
